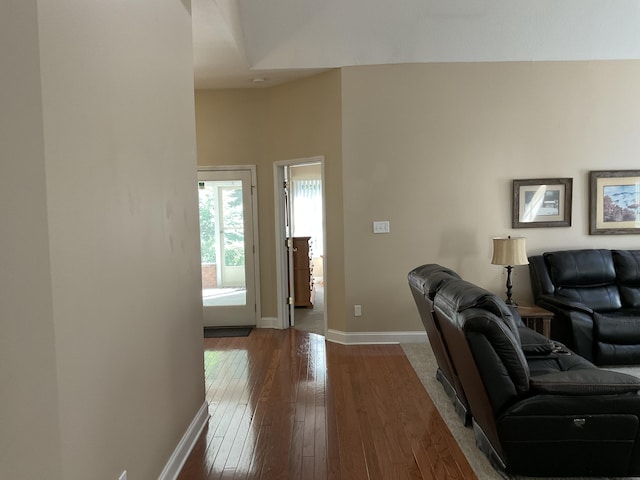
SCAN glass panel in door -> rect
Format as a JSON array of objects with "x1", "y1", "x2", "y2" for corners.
[{"x1": 198, "y1": 169, "x2": 256, "y2": 327}]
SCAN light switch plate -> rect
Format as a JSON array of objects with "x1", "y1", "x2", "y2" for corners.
[{"x1": 373, "y1": 221, "x2": 390, "y2": 234}]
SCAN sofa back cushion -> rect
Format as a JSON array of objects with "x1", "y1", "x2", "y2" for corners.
[
  {"x1": 434, "y1": 279, "x2": 521, "y2": 340},
  {"x1": 407, "y1": 264, "x2": 461, "y2": 299},
  {"x1": 613, "y1": 250, "x2": 640, "y2": 308},
  {"x1": 544, "y1": 249, "x2": 622, "y2": 312},
  {"x1": 434, "y1": 279, "x2": 529, "y2": 394}
]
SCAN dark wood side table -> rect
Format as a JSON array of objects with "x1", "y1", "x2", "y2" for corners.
[{"x1": 517, "y1": 305, "x2": 554, "y2": 338}]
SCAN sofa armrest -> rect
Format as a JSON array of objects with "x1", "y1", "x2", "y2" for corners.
[
  {"x1": 537, "y1": 294, "x2": 594, "y2": 316},
  {"x1": 518, "y1": 327, "x2": 557, "y2": 356},
  {"x1": 530, "y1": 369, "x2": 640, "y2": 396}
]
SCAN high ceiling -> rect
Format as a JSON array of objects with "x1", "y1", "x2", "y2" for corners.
[{"x1": 192, "y1": 0, "x2": 640, "y2": 90}]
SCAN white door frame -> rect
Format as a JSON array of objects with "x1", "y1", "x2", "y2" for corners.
[
  {"x1": 273, "y1": 156, "x2": 327, "y2": 333},
  {"x1": 199, "y1": 165, "x2": 261, "y2": 325}
]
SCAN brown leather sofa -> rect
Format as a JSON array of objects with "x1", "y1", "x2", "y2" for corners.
[{"x1": 409, "y1": 264, "x2": 640, "y2": 477}]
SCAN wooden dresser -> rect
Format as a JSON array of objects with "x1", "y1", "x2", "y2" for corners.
[{"x1": 292, "y1": 236, "x2": 314, "y2": 307}]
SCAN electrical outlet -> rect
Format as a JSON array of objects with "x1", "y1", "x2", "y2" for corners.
[
  {"x1": 354, "y1": 305, "x2": 362, "y2": 317},
  {"x1": 118, "y1": 471, "x2": 127, "y2": 480}
]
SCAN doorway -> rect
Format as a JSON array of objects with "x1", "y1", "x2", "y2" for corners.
[
  {"x1": 274, "y1": 157, "x2": 326, "y2": 336},
  {"x1": 198, "y1": 167, "x2": 260, "y2": 327}
]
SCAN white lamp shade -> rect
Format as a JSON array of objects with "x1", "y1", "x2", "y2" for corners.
[{"x1": 491, "y1": 236, "x2": 529, "y2": 266}]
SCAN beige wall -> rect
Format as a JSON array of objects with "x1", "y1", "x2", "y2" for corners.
[
  {"x1": 1, "y1": 2, "x2": 205, "y2": 479},
  {"x1": 196, "y1": 61, "x2": 640, "y2": 336},
  {"x1": 342, "y1": 61, "x2": 640, "y2": 332},
  {"x1": 195, "y1": 70, "x2": 346, "y2": 329},
  {"x1": 195, "y1": 89, "x2": 268, "y2": 166},
  {"x1": 0, "y1": 2, "x2": 62, "y2": 478}
]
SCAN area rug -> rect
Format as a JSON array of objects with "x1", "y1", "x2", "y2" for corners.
[
  {"x1": 401, "y1": 342, "x2": 640, "y2": 480},
  {"x1": 203, "y1": 327, "x2": 252, "y2": 338}
]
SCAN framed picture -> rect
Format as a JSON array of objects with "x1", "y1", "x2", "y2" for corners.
[
  {"x1": 512, "y1": 178, "x2": 573, "y2": 228},
  {"x1": 590, "y1": 170, "x2": 640, "y2": 235}
]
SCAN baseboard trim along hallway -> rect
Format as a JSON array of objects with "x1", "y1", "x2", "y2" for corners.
[
  {"x1": 325, "y1": 329, "x2": 428, "y2": 345},
  {"x1": 158, "y1": 401, "x2": 209, "y2": 480}
]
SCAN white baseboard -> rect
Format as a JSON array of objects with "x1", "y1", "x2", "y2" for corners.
[
  {"x1": 253, "y1": 322, "x2": 427, "y2": 345},
  {"x1": 258, "y1": 316, "x2": 282, "y2": 329},
  {"x1": 158, "y1": 401, "x2": 209, "y2": 480},
  {"x1": 326, "y1": 329, "x2": 427, "y2": 345}
]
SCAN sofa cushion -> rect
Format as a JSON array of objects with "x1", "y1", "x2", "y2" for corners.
[
  {"x1": 545, "y1": 249, "x2": 616, "y2": 287},
  {"x1": 518, "y1": 327, "x2": 556, "y2": 356},
  {"x1": 465, "y1": 314, "x2": 530, "y2": 396},
  {"x1": 422, "y1": 271, "x2": 462, "y2": 300},
  {"x1": 436, "y1": 279, "x2": 522, "y2": 344},
  {"x1": 527, "y1": 350, "x2": 595, "y2": 376},
  {"x1": 474, "y1": 295, "x2": 523, "y2": 341},
  {"x1": 613, "y1": 250, "x2": 640, "y2": 308},
  {"x1": 555, "y1": 285, "x2": 622, "y2": 312},
  {"x1": 593, "y1": 311, "x2": 640, "y2": 344},
  {"x1": 408, "y1": 264, "x2": 461, "y2": 297},
  {"x1": 595, "y1": 342, "x2": 640, "y2": 366},
  {"x1": 435, "y1": 279, "x2": 529, "y2": 392},
  {"x1": 530, "y1": 369, "x2": 640, "y2": 395}
]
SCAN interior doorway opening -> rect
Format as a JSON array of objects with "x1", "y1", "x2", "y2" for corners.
[{"x1": 274, "y1": 157, "x2": 327, "y2": 336}]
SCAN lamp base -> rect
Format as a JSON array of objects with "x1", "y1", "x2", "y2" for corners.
[{"x1": 504, "y1": 265, "x2": 515, "y2": 306}]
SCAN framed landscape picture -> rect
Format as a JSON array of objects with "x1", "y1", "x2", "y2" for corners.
[
  {"x1": 590, "y1": 170, "x2": 640, "y2": 235},
  {"x1": 512, "y1": 178, "x2": 573, "y2": 228}
]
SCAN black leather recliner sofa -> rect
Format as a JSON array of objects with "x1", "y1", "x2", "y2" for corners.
[
  {"x1": 408, "y1": 264, "x2": 471, "y2": 424},
  {"x1": 408, "y1": 264, "x2": 640, "y2": 477},
  {"x1": 530, "y1": 249, "x2": 640, "y2": 365}
]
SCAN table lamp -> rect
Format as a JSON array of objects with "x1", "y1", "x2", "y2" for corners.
[{"x1": 491, "y1": 236, "x2": 529, "y2": 305}]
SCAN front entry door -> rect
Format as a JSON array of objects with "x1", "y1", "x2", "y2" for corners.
[{"x1": 198, "y1": 168, "x2": 257, "y2": 327}]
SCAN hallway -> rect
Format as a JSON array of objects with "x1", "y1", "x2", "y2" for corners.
[
  {"x1": 293, "y1": 284, "x2": 324, "y2": 336},
  {"x1": 177, "y1": 328, "x2": 474, "y2": 479}
]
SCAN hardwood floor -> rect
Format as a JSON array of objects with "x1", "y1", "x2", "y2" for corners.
[{"x1": 177, "y1": 329, "x2": 476, "y2": 480}]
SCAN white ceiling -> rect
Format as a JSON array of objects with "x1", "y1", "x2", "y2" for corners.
[{"x1": 192, "y1": 0, "x2": 640, "y2": 90}]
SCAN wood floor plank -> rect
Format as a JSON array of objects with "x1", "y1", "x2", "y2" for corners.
[
  {"x1": 179, "y1": 330, "x2": 478, "y2": 480},
  {"x1": 313, "y1": 405, "x2": 328, "y2": 479},
  {"x1": 329, "y1": 348, "x2": 370, "y2": 479},
  {"x1": 177, "y1": 425, "x2": 213, "y2": 480},
  {"x1": 288, "y1": 420, "x2": 305, "y2": 479}
]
